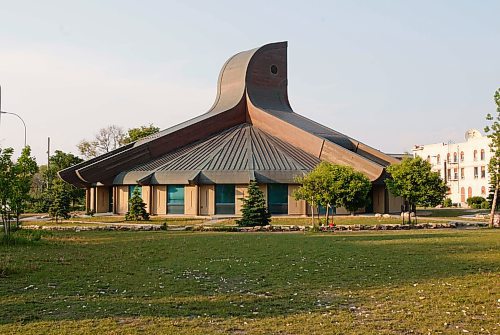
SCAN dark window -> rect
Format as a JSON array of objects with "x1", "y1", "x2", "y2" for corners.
[
  {"x1": 270, "y1": 64, "x2": 278, "y2": 75},
  {"x1": 128, "y1": 185, "x2": 142, "y2": 199},
  {"x1": 167, "y1": 185, "x2": 185, "y2": 214},
  {"x1": 268, "y1": 184, "x2": 288, "y2": 214},
  {"x1": 215, "y1": 184, "x2": 235, "y2": 214},
  {"x1": 128, "y1": 185, "x2": 142, "y2": 211}
]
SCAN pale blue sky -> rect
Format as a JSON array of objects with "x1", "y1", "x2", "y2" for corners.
[{"x1": 0, "y1": 0, "x2": 499, "y2": 162}]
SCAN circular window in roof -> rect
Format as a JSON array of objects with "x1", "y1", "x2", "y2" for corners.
[{"x1": 270, "y1": 64, "x2": 278, "y2": 75}]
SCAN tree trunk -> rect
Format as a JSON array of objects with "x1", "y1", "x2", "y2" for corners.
[
  {"x1": 311, "y1": 199, "x2": 315, "y2": 228},
  {"x1": 408, "y1": 203, "x2": 412, "y2": 225},
  {"x1": 489, "y1": 182, "x2": 498, "y2": 228},
  {"x1": 325, "y1": 204, "x2": 329, "y2": 226}
]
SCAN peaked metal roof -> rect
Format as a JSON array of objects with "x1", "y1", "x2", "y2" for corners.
[
  {"x1": 114, "y1": 124, "x2": 320, "y2": 185},
  {"x1": 60, "y1": 42, "x2": 399, "y2": 187}
]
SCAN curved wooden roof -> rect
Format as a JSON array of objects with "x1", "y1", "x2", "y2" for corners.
[{"x1": 59, "y1": 42, "x2": 398, "y2": 187}]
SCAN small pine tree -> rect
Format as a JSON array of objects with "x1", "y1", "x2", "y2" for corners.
[
  {"x1": 126, "y1": 187, "x2": 150, "y2": 221},
  {"x1": 237, "y1": 181, "x2": 271, "y2": 227},
  {"x1": 48, "y1": 180, "x2": 71, "y2": 223}
]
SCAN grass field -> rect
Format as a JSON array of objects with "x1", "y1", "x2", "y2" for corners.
[{"x1": 0, "y1": 229, "x2": 498, "y2": 334}]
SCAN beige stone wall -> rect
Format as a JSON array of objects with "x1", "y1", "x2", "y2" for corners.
[
  {"x1": 152, "y1": 186, "x2": 167, "y2": 215},
  {"x1": 235, "y1": 184, "x2": 248, "y2": 215},
  {"x1": 89, "y1": 188, "x2": 96, "y2": 212},
  {"x1": 95, "y1": 187, "x2": 109, "y2": 213},
  {"x1": 185, "y1": 185, "x2": 199, "y2": 215},
  {"x1": 258, "y1": 184, "x2": 267, "y2": 202},
  {"x1": 199, "y1": 185, "x2": 215, "y2": 216},
  {"x1": 387, "y1": 192, "x2": 404, "y2": 213},
  {"x1": 288, "y1": 185, "x2": 305, "y2": 215},
  {"x1": 141, "y1": 186, "x2": 151, "y2": 213},
  {"x1": 116, "y1": 186, "x2": 129, "y2": 214},
  {"x1": 335, "y1": 206, "x2": 366, "y2": 215},
  {"x1": 372, "y1": 185, "x2": 385, "y2": 214}
]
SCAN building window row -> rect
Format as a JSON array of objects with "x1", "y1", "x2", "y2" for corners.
[
  {"x1": 124, "y1": 184, "x2": 289, "y2": 215},
  {"x1": 439, "y1": 149, "x2": 486, "y2": 164},
  {"x1": 460, "y1": 186, "x2": 488, "y2": 202},
  {"x1": 445, "y1": 166, "x2": 487, "y2": 180}
]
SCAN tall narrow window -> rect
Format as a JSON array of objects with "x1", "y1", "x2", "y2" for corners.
[
  {"x1": 460, "y1": 151, "x2": 464, "y2": 162},
  {"x1": 480, "y1": 149, "x2": 485, "y2": 160},
  {"x1": 267, "y1": 184, "x2": 288, "y2": 215},
  {"x1": 473, "y1": 150, "x2": 478, "y2": 161},
  {"x1": 467, "y1": 187, "x2": 473, "y2": 199},
  {"x1": 453, "y1": 152, "x2": 458, "y2": 163},
  {"x1": 460, "y1": 168, "x2": 465, "y2": 179},
  {"x1": 447, "y1": 169, "x2": 451, "y2": 180},
  {"x1": 474, "y1": 167, "x2": 479, "y2": 178},
  {"x1": 436, "y1": 154, "x2": 441, "y2": 164},
  {"x1": 215, "y1": 184, "x2": 235, "y2": 214},
  {"x1": 167, "y1": 185, "x2": 185, "y2": 214},
  {"x1": 481, "y1": 186, "x2": 486, "y2": 195},
  {"x1": 447, "y1": 153, "x2": 451, "y2": 163},
  {"x1": 453, "y1": 168, "x2": 458, "y2": 180},
  {"x1": 481, "y1": 166, "x2": 486, "y2": 178},
  {"x1": 128, "y1": 185, "x2": 142, "y2": 211},
  {"x1": 128, "y1": 185, "x2": 142, "y2": 199},
  {"x1": 460, "y1": 187, "x2": 465, "y2": 202}
]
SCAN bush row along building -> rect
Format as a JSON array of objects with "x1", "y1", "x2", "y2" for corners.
[{"x1": 60, "y1": 42, "x2": 403, "y2": 216}]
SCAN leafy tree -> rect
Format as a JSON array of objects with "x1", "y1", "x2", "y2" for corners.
[
  {"x1": 0, "y1": 148, "x2": 15, "y2": 235},
  {"x1": 48, "y1": 179, "x2": 71, "y2": 223},
  {"x1": 28, "y1": 150, "x2": 84, "y2": 212},
  {"x1": 386, "y1": 156, "x2": 447, "y2": 224},
  {"x1": 295, "y1": 162, "x2": 372, "y2": 226},
  {"x1": 10, "y1": 146, "x2": 38, "y2": 227},
  {"x1": 125, "y1": 187, "x2": 150, "y2": 221},
  {"x1": 123, "y1": 124, "x2": 160, "y2": 144},
  {"x1": 336, "y1": 166, "x2": 371, "y2": 215},
  {"x1": 237, "y1": 181, "x2": 271, "y2": 227},
  {"x1": 77, "y1": 125, "x2": 126, "y2": 159},
  {"x1": 484, "y1": 88, "x2": 500, "y2": 228}
]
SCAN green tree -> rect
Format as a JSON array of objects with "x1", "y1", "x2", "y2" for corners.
[
  {"x1": 237, "y1": 181, "x2": 271, "y2": 227},
  {"x1": 386, "y1": 156, "x2": 447, "y2": 224},
  {"x1": 50, "y1": 150, "x2": 85, "y2": 209},
  {"x1": 336, "y1": 166, "x2": 371, "y2": 215},
  {"x1": 0, "y1": 148, "x2": 15, "y2": 235},
  {"x1": 295, "y1": 162, "x2": 372, "y2": 226},
  {"x1": 48, "y1": 179, "x2": 71, "y2": 223},
  {"x1": 125, "y1": 187, "x2": 150, "y2": 221},
  {"x1": 10, "y1": 146, "x2": 38, "y2": 227},
  {"x1": 484, "y1": 88, "x2": 500, "y2": 228},
  {"x1": 123, "y1": 124, "x2": 160, "y2": 144}
]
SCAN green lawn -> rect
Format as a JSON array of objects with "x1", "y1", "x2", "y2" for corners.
[{"x1": 0, "y1": 229, "x2": 498, "y2": 334}]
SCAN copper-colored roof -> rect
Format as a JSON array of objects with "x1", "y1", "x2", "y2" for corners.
[
  {"x1": 114, "y1": 124, "x2": 320, "y2": 185},
  {"x1": 60, "y1": 42, "x2": 398, "y2": 187}
]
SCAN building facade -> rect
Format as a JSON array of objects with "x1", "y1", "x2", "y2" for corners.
[
  {"x1": 412, "y1": 129, "x2": 491, "y2": 205},
  {"x1": 60, "y1": 42, "x2": 403, "y2": 216}
]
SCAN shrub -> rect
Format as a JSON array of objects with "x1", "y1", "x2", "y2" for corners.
[
  {"x1": 467, "y1": 196, "x2": 487, "y2": 209},
  {"x1": 443, "y1": 198, "x2": 453, "y2": 207},
  {"x1": 480, "y1": 200, "x2": 490, "y2": 209},
  {"x1": 237, "y1": 181, "x2": 271, "y2": 227},
  {"x1": 125, "y1": 187, "x2": 150, "y2": 221}
]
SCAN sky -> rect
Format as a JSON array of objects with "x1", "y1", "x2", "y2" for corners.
[{"x1": 0, "y1": 0, "x2": 499, "y2": 163}]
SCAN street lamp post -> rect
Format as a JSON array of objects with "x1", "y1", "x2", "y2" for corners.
[
  {"x1": 0, "y1": 111, "x2": 27, "y2": 148},
  {"x1": 0, "y1": 85, "x2": 27, "y2": 148}
]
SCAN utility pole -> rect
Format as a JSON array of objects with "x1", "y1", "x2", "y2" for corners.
[{"x1": 47, "y1": 137, "x2": 51, "y2": 190}]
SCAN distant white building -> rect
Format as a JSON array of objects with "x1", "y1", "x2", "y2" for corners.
[{"x1": 412, "y1": 129, "x2": 491, "y2": 206}]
